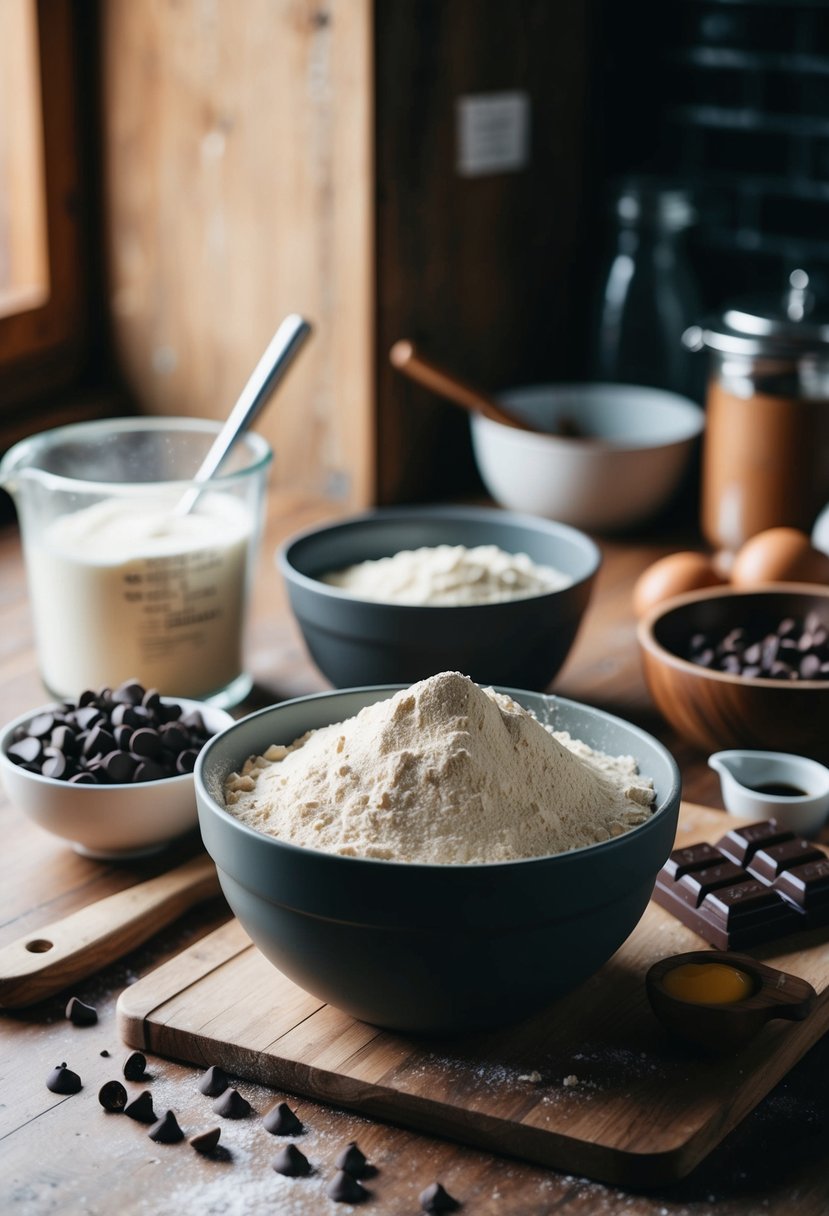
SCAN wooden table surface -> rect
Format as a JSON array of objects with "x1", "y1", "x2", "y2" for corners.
[{"x1": 2, "y1": 491, "x2": 828, "y2": 1216}]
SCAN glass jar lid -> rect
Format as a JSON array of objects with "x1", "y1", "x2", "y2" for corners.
[{"x1": 685, "y1": 270, "x2": 829, "y2": 356}]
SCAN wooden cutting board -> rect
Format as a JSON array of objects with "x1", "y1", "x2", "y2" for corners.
[{"x1": 116, "y1": 803, "x2": 829, "y2": 1187}]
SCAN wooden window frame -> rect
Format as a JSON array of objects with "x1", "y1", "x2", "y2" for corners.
[{"x1": 0, "y1": 0, "x2": 87, "y2": 416}]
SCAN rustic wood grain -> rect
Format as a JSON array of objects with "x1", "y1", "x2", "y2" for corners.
[
  {"x1": 99, "y1": 0, "x2": 374, "y2": 510},
  {"x1": 115, "y1": 804, "x2": 829, "y2": 1188},
  {"x1": 0, "y1": 0, "x2": 89, "y2": 413},
  {"x1": 3, "y1": 502, "x2": 829, "y2": 1213},
  {"x1": 0, "y1": 855, "x2": 220, "y2": 1008}
]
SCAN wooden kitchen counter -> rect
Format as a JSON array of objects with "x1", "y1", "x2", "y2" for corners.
[{"x1": 2, "y1": 491, "x2": 828, "y2": 1215}]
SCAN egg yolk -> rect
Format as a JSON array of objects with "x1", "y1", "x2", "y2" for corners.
[{"x1": 662, "y1": 962, "x2": 755, "y2": 1005}]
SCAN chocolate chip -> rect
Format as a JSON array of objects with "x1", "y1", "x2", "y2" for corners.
[
  {"x1": 175, "y1": 750, "x2": 198, "y2": 774},
  {"x1": 124, "y1": 1091, "x2": 156, "y2": 1123},
  {"x1": 101, "y1": 750, "x2": 136, "y2": 782},
  {"x1": 86, "y1": 725, "x2": 118, "y2": 758},
  {"x1": 65, "y1": 996, "x2": 98, "y2": 1026},
  {"x1": 133, "y1": 759, "x2": 168, "y2": 783},
  {"x1": 272, "y1": 1144, "x2": 311, "y2": 1177},
  {"x1": 159, "y1": 723, "x2": 189, "y2": 754},
  {"x1": 123, "y1": 1051, "x2": 147, "y2": 1081},
  {"x1": 98, "y1": 1080, "x2": 128, "y2": 1112},
  {"x1": 74, "y1": 706, "x2": 103, "y2": 731},
  {"x1": 130, "y1": 728, "x2": 162, "y2": 759},
  {"x1": 419, "y1": 1182, "x2": 461, "y2": 1212},
  {"x1": 113, "y1": 725, "x2": 133, "y2": 750},
  {"x1": 100, "y1": 1049, "x2": 110, "y2": 1058},
  {"x1": 110, "y1": 703, "x2": 142, "y2": 729},
  {"x1": 212, "y1": 1088, "x2": 250, "y2": 1119},
  {"x1": 801, "y1": 654, "x2": 821, "y2": 679},
  {"x1": 42, "y1": 753, "x2": 71, "y2": 780},
  {"x1": 327, "y1": 1170, "x2": 368, "y2": 1204},
  {"x1": 197, "y1": 1065, "x2": 229, "y2": 1097},
  {"x1": 78, "y1": 689, "x2": 98, "y2": 707},
  {"x1": 189, "y1": 1127, "x2": 222, "y2": 1155},
  {"x1": 68, "y1": 772, "x2": 97, "y2": 784},
  {"x1": 142, "y1": 688, "x2": 162, "y2": 712},
  {"x1": 27, "y1": 713, "x2": 55, "y2": 739},
  {"x1": 335, "y1": 1141, "x2": 369, "y2": 1178},
  {"x1": 149, "y1": 1110, "x2": 184, "y2": 1143},
  {"x1": 263, "y1": 1101, "x2": 303, "y2": 1136},
  {"x1": 46, "y1": 1063, "x2": 82, "y2": 1094},
  {"x1": 113, "y1": 680, "x2": 145, "y2": 706},
  {"x1": 8, "y1": 737, "x2": 42, "y2": 766}
]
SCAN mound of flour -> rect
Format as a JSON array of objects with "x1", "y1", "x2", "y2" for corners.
[
  {"x1": 224, "y1": 672, "x2": 655, "y2": 864},
  {"x1": 320, "y1": 544, "x2": 570, "y2": 605}
]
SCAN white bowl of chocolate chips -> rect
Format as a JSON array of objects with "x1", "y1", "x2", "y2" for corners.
[{"x1": 0, "y1": 681, "x2": 233, "y2": 858}]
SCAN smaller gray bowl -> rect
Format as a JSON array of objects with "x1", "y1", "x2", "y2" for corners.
[
  {"x1": 195, "y1": 686, "x2": 681, "y2": 1033},
  {"x1": 277, "y1": 505, "x2": 601, "y2": 690}
]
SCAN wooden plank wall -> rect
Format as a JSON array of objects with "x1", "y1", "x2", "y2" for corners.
[
  {"x1": 373, "y1": 1, "x2": 594, "y2": 503},
  {"x1": 99, "y1": 0, "x2": 374, "y2": 509},
  {"x1": 98, "y1": 0, "x2": 594, "y2": 508}
]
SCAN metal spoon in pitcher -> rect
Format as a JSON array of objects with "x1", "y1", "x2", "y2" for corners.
[{"x1": 176, "y1": 313, "x2": 312, "y2": 515}]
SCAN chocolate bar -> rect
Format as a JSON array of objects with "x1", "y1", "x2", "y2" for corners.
[{"x1": 653, "y1": 820, "x2": 829, "y2": 950}]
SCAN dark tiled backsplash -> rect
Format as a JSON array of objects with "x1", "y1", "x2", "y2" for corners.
[{"x1": 603, "y1": 0, "x2": 829, "y2": 302}]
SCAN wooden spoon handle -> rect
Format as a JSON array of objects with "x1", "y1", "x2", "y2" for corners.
[
  {"x1": 389, "y1": 340, "x2": 530, "y2": 431},
  {"x1": 0, "y1": 854, "x2": 221, "y2": 1008}
]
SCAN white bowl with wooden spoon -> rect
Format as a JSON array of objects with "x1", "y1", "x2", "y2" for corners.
[{"x1": 390, "y1": 342, "x2": 704, "y2": 533}]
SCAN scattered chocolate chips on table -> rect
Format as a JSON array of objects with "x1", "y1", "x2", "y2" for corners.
[
  {"x1": 122, "y1": 1050, "x2": 147, "y2": 1081},
  {"x1": 5, "y1": 680, "x2": 215, "y2": 783},
  {"x1": 420, "y1": 1181, "x2": 462, "y2": 1212},
  {"x1": 189, "y1": 1127, "x2": 222, "y2": 1155},
  {"x1": 327, "y1": 1169, "x2": 369, "y2": 1204},
  {"x1": 687, "y1": 611, "x2": 829, "y2": 679},
  {"x1": 263, "y1": 1100, "x2": 303, "y2": 1136},
  {"x1": 149, "y1": 1110, "x2": 185, "y2": 1144},
  {"x1": 98, "y1": 1080, "x2": 128, "y2": 1113},
  {"x1": 212, "y1": 1087, "x2": 251, "y2": 1119},
  {"x1": 46, "y1": 1063, "x2": 82, "y2": 1095},
  {"x1": 335, "y1": 1140, "x2": 370, "y2": 1178},
  {"x1": 123, "y1": 1090, "x2": 156, "y2": 1124},
  {"x1": 36, "y1": 1044, "x2": 466, "y2": 1208},
  {"x1": 415, "y1": 1181, "x2": 461, "y2": 1211},
  {"x1": 198, "y1": 1064, "x2": 229, "y2": 1097},
  {"x1": 271, "y1": 1143, "x2": 312, "y2": 1177},
  {"x1": 65, "y1": 996, "x2": 98, "y2": 1026}
]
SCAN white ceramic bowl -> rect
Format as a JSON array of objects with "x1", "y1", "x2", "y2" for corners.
[
  {"x1": 470, "y1": 383, "x2": 704, "y2": 532},
  {"x1": 709, "y1": 749, "x2": 829, "y2": 837},
  {"x1": 0, "y1": 698, "x2": 234, "y2": 859}
]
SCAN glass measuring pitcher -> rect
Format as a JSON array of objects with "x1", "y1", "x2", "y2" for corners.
[{"x1": 0, "y1": 417, "x2": 273, "y2": 706}]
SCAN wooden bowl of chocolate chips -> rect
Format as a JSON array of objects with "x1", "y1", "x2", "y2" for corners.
[
  {"x1": 0, "y1": 681, "x2": 233, "y2": 858},
  {"x1": 637, "y1": 584, "x2": 829, "y2": 762}
]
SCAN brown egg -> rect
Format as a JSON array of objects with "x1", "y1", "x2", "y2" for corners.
[
  {"x1": 731, "y1": 527, "x2": 829, "y2": 588},
  {"x1": 632, "y1": 552, "x2": 726, "y2": 618}
]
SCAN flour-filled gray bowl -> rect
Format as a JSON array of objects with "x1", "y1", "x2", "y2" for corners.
[
  {"x1": 195, "y1": 686, "x2": 681, "y2": 1033},
  {"x1": 277, "y1": 506, "x2": 601, "y2": 690}
]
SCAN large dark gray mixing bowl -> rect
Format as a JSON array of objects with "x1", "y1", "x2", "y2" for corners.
[
  {"x1": 195, "y1": 686, "x2": 681, "y2": 1033},
  {"x1": 277, "y1": 506, "x2": 601, "y2": 690}
]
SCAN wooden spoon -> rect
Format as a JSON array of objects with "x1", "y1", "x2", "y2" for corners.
[
  {"x1": 389, "y1": 340, "x2": 536, "y2": 433},
  {"x1": 0, "y1": 854, "x2": 222, "y2": 1008}
]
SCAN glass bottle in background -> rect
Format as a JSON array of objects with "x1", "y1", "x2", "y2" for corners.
[{"x1": 591, "y1": 179, "x2": 703, "y2": 400}]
